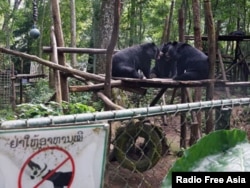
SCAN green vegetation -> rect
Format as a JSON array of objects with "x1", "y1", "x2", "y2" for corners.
[
  {"x1": 161, "y1": 129, "x2": 249, "y2": 187},
  {"x1": 0, "y1": 79, "x2": 97, "y2": 121},
  {"x1": 15, "y1": 101, "x2": 95, "y2": 119}
]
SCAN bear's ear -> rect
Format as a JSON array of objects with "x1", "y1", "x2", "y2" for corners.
[
  {"x1": 173, "y1": 41, "x2": 178, "y2": 45},
  {"x1": 151, "y1": 42, "x2": 156, "y2": 46}
]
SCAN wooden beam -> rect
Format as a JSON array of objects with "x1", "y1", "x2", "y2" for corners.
[
  {"x1": 185, "y1": 35, "x2": 250, "y2": 41},
  {"x1": 69, "y1": 82, "x2": 147, "y2": 95},
  {"x1": 0, "y1": 47, "x2": 107, "y2": 82},
  {"x1": 70, "y1": 81, "x2": 122, "y2": 92},
  {"x1": 43, "y1": 46, "x2": 119, "y2": 54},
  {"x1": 150, "y1": 88, "x2": 168, "y2": 106},
  {"x1": 14, "y1": 74, "x2": 46, "y2": 79},
  {"x1": 225, "y1": 82, "x2": 250, "y2": 86}
]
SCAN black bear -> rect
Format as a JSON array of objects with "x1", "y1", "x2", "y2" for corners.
[
  {"x1": 229, "y1": 30, "x2": 245, "y2": 36},
  {"x1": 112, "y1": 42, "x2": 159, "y2": 79},
  {"x1": 150, "y1": 44, "x2": 176, "y2": 78},
  {"x1": 163, "y1": 41, "x2": 209, "y2": 80}
]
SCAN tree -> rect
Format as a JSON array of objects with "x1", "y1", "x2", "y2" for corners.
[
  {"x1": 94, "y1": 0, "x2": 114, "y2": 75},
  {"x1": 189, "y1": 0, "x2": 202, "y2": 145},
  {"x1": 204, "y1": 0, "x2": 216, "y2": 134},
  {"x1": 104, "y1": 0, "x2": 121, "y2": 110},
  {"x1": 2, "y1": 0, "x2": 22, "y2": 48},
  {"x1": 70, "y1": 0, "x2": 77, "y2": 68}
]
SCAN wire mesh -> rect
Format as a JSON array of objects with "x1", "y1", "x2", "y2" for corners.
[{"x1": 0, "y1": 70, "x2": 11, "y2": 107}]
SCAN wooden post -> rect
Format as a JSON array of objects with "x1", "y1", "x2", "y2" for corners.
[
  {"x1": 11, "y1": 63, "x2": 16, "y2": 109},
  {"x1": 50, "y1": 26, "x2": 62, "y2": 104},
  {"x1": 50, "y1": 0, "x2": 68, "y2": 102},
  {"x1": 215, "y1": 107, "x2": 231, "y2": 130},
  {"x1": 184, "y1": 88, "x2": 201, "y2": 146},
  {"x1": 104, "y1": 0, "x2": 120, "y2": 111},
  {"x1": 204, "y1": 0, "x2": 216, "y2": 134},
  {"x1": 180, "y1": 87, "x2": 187, "y2": 148},
  {"x1": 189, "y1": 0, "x2": 203, "y2": 145},
  {"x1": 179, "y1": 7, "x2": 187, "y2": 148},
  {"x1": 217, "y1": 49, "x2": 230, "y2": 98}
]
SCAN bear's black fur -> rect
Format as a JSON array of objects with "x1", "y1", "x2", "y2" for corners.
[
  {"x1": 150, "y1": 44, "x2": 176, "y2": 78},
  {"x1": 112, "y1": 42, "x2": 159, "y2": 79},
  {"x1": 163, "y1": 41, "x2": 209, "y2": 80}
]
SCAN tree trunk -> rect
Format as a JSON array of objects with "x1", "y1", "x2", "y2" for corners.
[
  {"x1": 204, "y1": 0, "x2": 216, "y2": 134},
  {"x1": 104, "y1": 0, "x2": 121, "y2": 110},
  {"x1": 50, "y1": 0, "x2": 69, "y2": 102},
  {"x1": 189, "y1": 0, "x2": 202, "y2": 146},
  {"x1": 178, "y1": 8, "x2": 185, "y2": 42},
  {"x1": 129, "y1": 0, "x2": 136, "y2": 45},
  {"x1": 70, "y1": 0, "x2": 77, "y2": 68},
  {"x1": 95, "y1": 0, "x2": 114, "y2": 75},
  {"x1": 178, "y1": 7, "x2": 187, "y2": 148}
]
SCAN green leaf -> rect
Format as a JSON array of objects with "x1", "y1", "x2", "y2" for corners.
[{"x1": 161, "y1": 129, "x2": 248, "y2": 188}]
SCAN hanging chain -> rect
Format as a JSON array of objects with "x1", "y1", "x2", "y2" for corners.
[{"x1": 33, "y1": 0, "x2": 38, "y2": 24}]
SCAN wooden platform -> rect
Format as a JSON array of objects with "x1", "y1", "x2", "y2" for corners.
[
  {"x1": 113, "y1": 77, "x2": 227, "y2": 88},
  {"x1": 70, "y1": 77, "x2": 227, "y2": 94},
  {"x1": 185, "y1": 35, "x2": 250, "y2": 41},
  {"x1": 69, "y1": 76, "x2": 250, "y2": 109},
  {"x1": 111, "y1": 78, "x2": 226, "y2": 107}
]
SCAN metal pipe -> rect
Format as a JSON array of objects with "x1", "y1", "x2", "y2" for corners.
[{"x1": 1, "y1": 98, "x2": 250, "y2": 129}]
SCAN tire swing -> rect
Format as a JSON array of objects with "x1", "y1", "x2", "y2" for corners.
[{"x1": 113, "y1": 120, "x2": 163, "y2": 172}]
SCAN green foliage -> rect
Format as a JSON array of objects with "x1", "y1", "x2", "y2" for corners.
[
  {"x1": 13, "y1": 78, "x2": 97, "y2": 119},
  {"x1": 161, "y1": 129, "x2": 248, "y2": 187},
  {"x1": 16, "y1": 102, "x2": 62, "y2": 119},
  {"x1": 25, "y1": 79, "x2": 54, "y2": 104},
  {"x1": 68, "y1": 78, "x2": 104, "y2": 111},
  {"x1": 62, "y1": 101, "x2": 95, "y2": 115},
  {"x1": 0, "y1": 106, "x2": 16, "y2": 121},
  {"x1": 70, "y1": 92, "x2": 104, "y2": 111},
  {"x1": 15, "y1": 101, "x2": 96, "y2": 119}
]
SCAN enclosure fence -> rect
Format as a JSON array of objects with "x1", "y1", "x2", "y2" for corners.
[
  {"x1": 0, "y1": 70, "x2": 11, "y2": 108},
  {"x1": 1, "y1": 98, "x2": 250, "y2": 187}
]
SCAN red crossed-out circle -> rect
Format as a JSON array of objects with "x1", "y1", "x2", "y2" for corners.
[{"x1": 18, "y1": 146, "x2": 75, "y2": 188}]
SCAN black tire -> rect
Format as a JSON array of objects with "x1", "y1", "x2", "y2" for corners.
[
  {"x1": 113, "y1": 121, "x2": 162, "y2": 172},
  {"x1": 153, "y1": 125, "x2": 169, "y2": 156}
]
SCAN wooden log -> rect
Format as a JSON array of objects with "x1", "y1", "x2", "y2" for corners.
[
  {"x1": 185, "y1": 35, "x2": 250, "y2": 41},
  {"x1": 51, "y1": 0, "x2": 68, "y2": 101},
  {"x1": 70, "y1": 82, "x2": 122, "y2": 92},
  {"x1": 225, "y1": 82, "x2": 250, "y2": 86},
  {"x1": 50, "y1": 26, "x2": 62, "y2": 104},
  {"x1": 0, "y1": 47, "x2": 107, "y2": 82},
  {"x1": 217, "y1": 49, "x2": 230, "y2": 98},
  {"x1": 43, "y1": 46, "x2": 119, "y2": 54},
  {"x1": 150, "y1": 88, "x2": 168, "y2": 106},
  {"x1": 86, "y1": 81, "x2": 124, "y2": 110},
  {"x1": 69, "y1": 83, "x2": 147, "y2": 95},
  {"x1": 14, "y1": 74, "x2": 46, "y2": 79}
]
